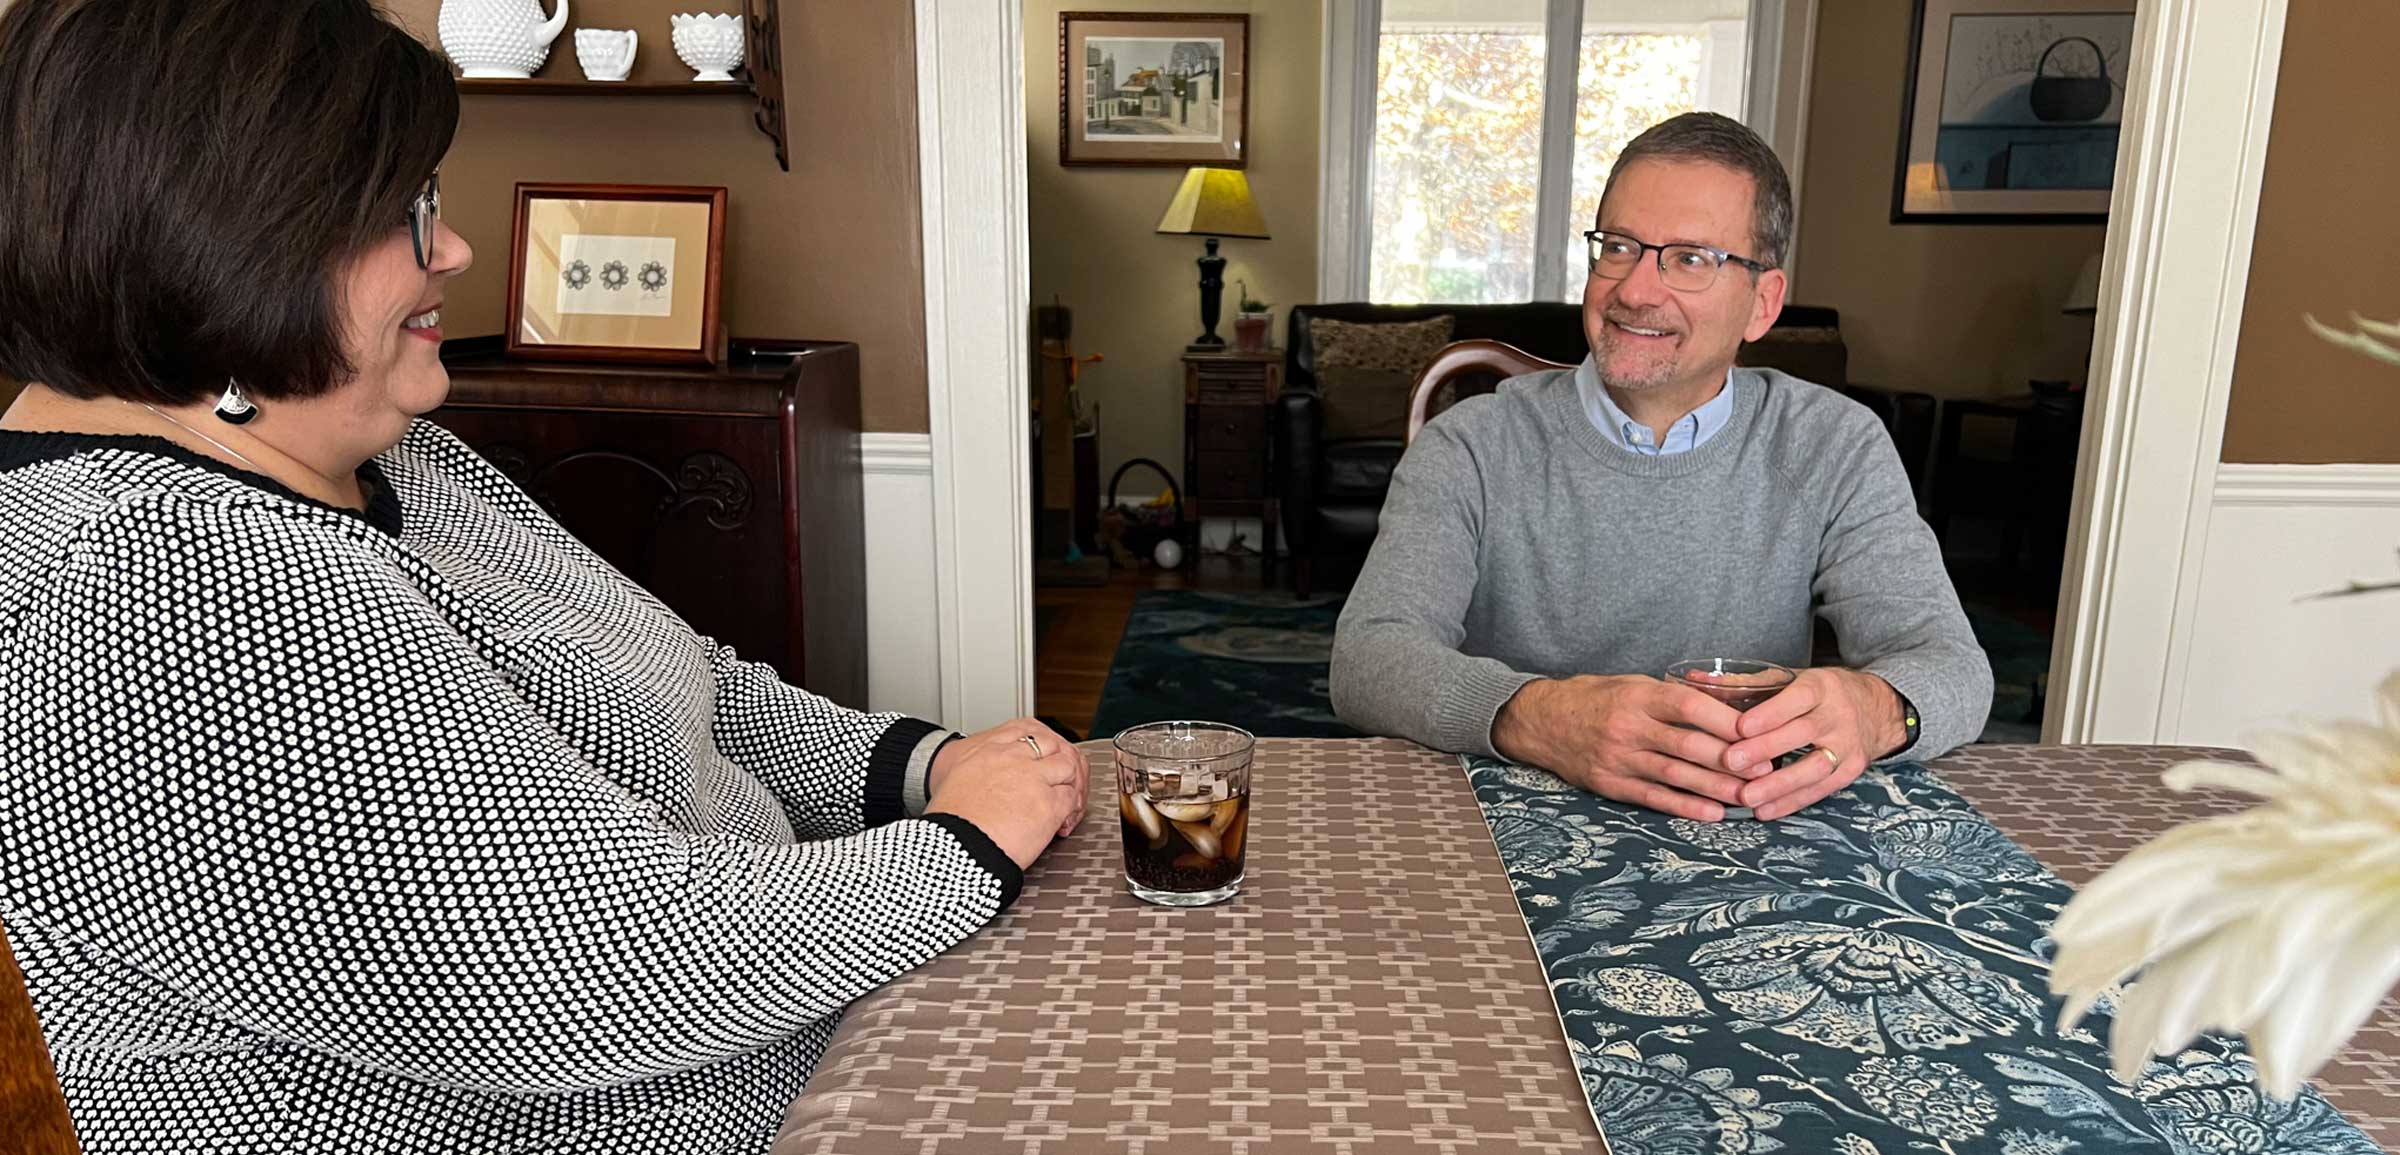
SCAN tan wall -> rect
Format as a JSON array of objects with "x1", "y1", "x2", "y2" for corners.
[
  {"x1": 1789, "y1": 0, "x2": 2104, "y2": 399},
  {"x1": 386, "y1": 0, "x2": 930, "y2": 432},
  {"x1": 2219, "y1": 0, "x2": 2400, "y2": 465},
  {"x1": 1024, "y1": 0, "x2": 1321, "y2": 488}
]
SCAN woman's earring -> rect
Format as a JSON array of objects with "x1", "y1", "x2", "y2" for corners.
[{"x1": 213, "y1": 380, "x2": 257, "y2": 426}]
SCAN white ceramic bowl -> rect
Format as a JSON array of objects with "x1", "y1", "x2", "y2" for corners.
[
  {"x1": 573, "y1": 28, "x2": 637, "y2": 82},
  {"x1": 670, "y1": 13, "x2": 743, "y2": 82}
]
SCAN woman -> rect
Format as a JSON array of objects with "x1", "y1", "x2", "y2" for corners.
[{"x1": 0, "y1": 2, "x2": 1084, "y2": 1152}]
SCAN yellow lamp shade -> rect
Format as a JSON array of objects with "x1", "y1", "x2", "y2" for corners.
[{"x1": 1155, "y1": 166, "x2": 1270, "y2": 239}]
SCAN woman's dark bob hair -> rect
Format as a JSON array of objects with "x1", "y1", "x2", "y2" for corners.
[{"x1": 0, "y1": 0, "x2": 459, "y2": 404}]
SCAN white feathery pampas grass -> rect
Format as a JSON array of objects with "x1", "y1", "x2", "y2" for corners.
[{"x1": 2050, "y1": 670, "x2": 2400, "y2": 1099}]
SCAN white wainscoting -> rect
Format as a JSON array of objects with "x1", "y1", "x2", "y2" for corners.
[
  {"x1": 2168, "y1": 464, "x2": 2400, "y2": 746},
  {"x1": 860, "y1": 433, "x2": 943, "y2": 721}
]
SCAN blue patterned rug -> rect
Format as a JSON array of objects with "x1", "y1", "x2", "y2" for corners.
[
  {"x1": 1464, "y1": 754, "x2": 2376, "y2": 1154},
  {"x1": 1086, "y1": 590, "x2": 1358, "y2": 739},
  {"x1": 1089, "y1": 592, "x2": 2050, "y2": 745}
]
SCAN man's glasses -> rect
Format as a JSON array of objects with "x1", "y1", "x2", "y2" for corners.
[
  {"x1": 407, "y1": 172, "x2": 442, "y2": 270},
  {"x1": 1584, "y1": 229, "x2": 1772, "y2": 293}
]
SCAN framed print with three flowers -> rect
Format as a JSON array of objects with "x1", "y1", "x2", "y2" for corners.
[{"x1": 506, "y1": 183, "x2": 727, "y2": 365}]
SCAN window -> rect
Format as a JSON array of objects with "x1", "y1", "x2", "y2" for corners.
[
  {"x1": 1358, "y1": 0, "x2": 1761, "y2": 305},
  {"x1": 1369, "y1": 2, "x2": 1549, "y2": 304}
]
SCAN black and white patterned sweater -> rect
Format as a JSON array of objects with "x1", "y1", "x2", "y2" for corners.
[{"x1": 0, "y1": 421, "x2": 1021, "y2": 1154}]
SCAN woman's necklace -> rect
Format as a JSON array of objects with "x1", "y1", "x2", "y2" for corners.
[
  {"x1": 130, "y1": 400, "x2": 264, "y2": 473},
  {"x1": 125, "y1": 399, "x2": 373, "y2": 512}
]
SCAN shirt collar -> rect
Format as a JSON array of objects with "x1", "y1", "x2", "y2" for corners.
[{"x1": 1573, "y1": 358, "x2": 1737, "y2": 456}]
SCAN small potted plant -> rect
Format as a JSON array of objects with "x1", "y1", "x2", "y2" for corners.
[{"x1": 1233, "y1": 281, "x2": 1273, "y2": 352}]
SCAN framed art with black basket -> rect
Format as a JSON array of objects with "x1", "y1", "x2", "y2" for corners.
[{"x1": 1892, "y1": 0, "x2": 2134, "y2": 223}]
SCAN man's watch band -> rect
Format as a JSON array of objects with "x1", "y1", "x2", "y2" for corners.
[{"x1": 1891, "y1": 687, "x2": 1922, "y2": 758}]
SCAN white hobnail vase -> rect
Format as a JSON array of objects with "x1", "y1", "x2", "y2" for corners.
[
  {"x1": 670, "y1": 12, "x2": 744, "y2": 83},
  {"x1": 573, "y1": 28, "x2": 637, "y2": 82},
  {"x1": 439, "y1": 0, "x2": 571, "y2": 80}
]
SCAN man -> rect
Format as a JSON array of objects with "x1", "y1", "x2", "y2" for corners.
[{"x1": 1330, "y1": 112, "x2": 1991, "y2": 823}]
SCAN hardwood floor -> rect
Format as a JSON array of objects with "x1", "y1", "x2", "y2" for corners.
[{"x1": 1035, "y1": 555, "x2": 1276, "y2": 740}]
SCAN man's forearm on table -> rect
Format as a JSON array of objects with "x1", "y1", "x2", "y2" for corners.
[{"x1": 1331, "y1": 627, "x2": 1536, "y2": 758}]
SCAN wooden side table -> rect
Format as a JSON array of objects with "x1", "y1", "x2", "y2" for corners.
[
  {"x1": 1930, "y1": 391, "x2": 2084, "y2": 582},
  {"x1": 1182, "y1": 347, "x2": 1282, "y2": 567}
]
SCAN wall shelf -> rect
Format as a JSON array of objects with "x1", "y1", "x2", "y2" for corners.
[
  {"x1": 459, "y1": 78, "x2": 755, "y2": 97},
  {"x1": 452, "y1": 0, "x2": 788, "y2": 170}
]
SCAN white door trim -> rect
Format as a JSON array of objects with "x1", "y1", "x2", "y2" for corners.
[
  {"x1": 2046, "y1": 0, "x2": 2289, "y2": 743},
  {"x1": 2212, "y1": 463, "x2": 2400, "y2": 508},
  {"x1": 914, "y1": 0, "x2": 1035, "y2": 730}
]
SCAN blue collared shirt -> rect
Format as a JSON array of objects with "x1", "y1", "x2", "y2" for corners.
[{"x1": 1573, "y1": 358, "x2": 1736, "y2": 456}]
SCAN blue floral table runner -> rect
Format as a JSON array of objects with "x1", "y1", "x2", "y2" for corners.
[{"x1": 1464, "y1": 756, "x2": 2378, "y2": 1155}]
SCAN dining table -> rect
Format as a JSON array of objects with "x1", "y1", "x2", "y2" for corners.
[{"x1": 775, "y1": 739, "x2": 2400, "y2": 1153}]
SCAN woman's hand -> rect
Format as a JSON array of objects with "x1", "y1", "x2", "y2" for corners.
[{"x1": 925, "y1": 718, "x2": 1088, "y2": 869}]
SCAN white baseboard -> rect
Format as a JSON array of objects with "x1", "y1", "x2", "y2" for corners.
[
  {"x1": 860, "y1": 433, "x2": 943, "y2": 721},
  {"x1": 2169, "y1": 463, "x2": 2400, "y2": 745}
]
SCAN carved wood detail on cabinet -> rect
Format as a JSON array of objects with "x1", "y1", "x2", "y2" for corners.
[{"x1": 480, "y1": 446, "x2": 756, "y2": 531}]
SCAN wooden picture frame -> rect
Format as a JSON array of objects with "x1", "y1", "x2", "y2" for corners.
[
  {"x1": 505, "y1": 183, "x2": 727, "y2": 365},
  {"x1": 1891, "y1": 0, "x2": 2134, "y2": 223},
  {"x1": 1058, "y1": 12, "x2": 1248, "y2": 168}
]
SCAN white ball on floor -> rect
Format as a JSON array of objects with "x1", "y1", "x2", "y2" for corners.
[{"x1": 1152, "y1": 538, "x2": 1184, "y2": 569}]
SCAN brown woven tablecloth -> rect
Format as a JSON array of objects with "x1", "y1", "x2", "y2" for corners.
[
  {"x1": 777, "y1": 738, "x2": 1599, "y2": 1153},
  {"x1": 779, "y1": 739, "x2": 2400, "y2": 1153}
]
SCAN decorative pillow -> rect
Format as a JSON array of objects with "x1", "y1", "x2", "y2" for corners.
[
  {"x1": 1310, "y1": 314, "x2": 1457, "y2": 375},
  {"x1": 1317, "y1": 365, "x2": 1417, "y2": 441},
  {"x1": 1308, "y1": 315, "x2": 1458, "y2": 441}
]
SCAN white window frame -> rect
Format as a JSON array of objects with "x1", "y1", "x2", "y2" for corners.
[{"x1": 1316, "y1": 0, "x2": 1818, "y2": 304}]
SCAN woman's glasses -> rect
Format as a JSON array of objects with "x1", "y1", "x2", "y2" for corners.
[{"x1": 407, "y1": 172, "x2": 442, "y2": 270}]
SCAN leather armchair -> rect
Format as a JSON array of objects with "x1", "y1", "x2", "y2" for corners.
[{"x1": 1274, "y1": 304, "x2": 1935, "y2": 596}]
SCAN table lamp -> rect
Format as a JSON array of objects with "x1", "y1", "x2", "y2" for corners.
[
  {"x1": 2044, "y1": 251, "x2": 2105, "y2": 399},
  {"x1": 2063, "y1": 252, "x2": 2102, "y2": 316},
  {"x1": 1155, "y1": 166, "x2": 1269, "y2": 351}
]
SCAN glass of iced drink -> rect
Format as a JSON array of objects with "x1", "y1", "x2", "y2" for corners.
[
  {"x1": 1665, "y1": 658, "x2": 1796, "y2": 712},
  {"x1": 1114, "y1": 720, "x2": 1253, "y2": 907},
  {"x1": 1666, "y1": 659, "x2": 1810, "y2": 785}
]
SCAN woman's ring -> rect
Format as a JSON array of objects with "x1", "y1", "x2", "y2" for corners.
[{"x1": 1022, "y1": 734, "x2": 1044, "y2": 758}]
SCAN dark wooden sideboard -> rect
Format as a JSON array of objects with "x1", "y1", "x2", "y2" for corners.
[{"x1": 430, "y1": 337, "x2": 867, "y2": 708}]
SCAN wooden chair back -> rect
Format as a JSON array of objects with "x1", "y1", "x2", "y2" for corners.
[
  {"x1": 0, "y1": 919, "x2": 79, "y2": 1154},
  {"x1": 1406, "y1": 339, "x2": 1576, "y2": 446}
]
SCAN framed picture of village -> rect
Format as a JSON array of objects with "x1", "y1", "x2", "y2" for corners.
[{"x1": 1058, "y1": 12, "x2": 1248, "y2": 168}]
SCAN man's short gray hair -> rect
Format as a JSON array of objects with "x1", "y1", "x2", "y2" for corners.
[{"x1": 1601, "y1": 112, "x2": 1793, "y2": 271}]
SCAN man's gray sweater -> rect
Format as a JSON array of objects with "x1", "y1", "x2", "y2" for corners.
[{"x1": 1330, "y1": 365, "x2": 1992, "y2": 761}]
